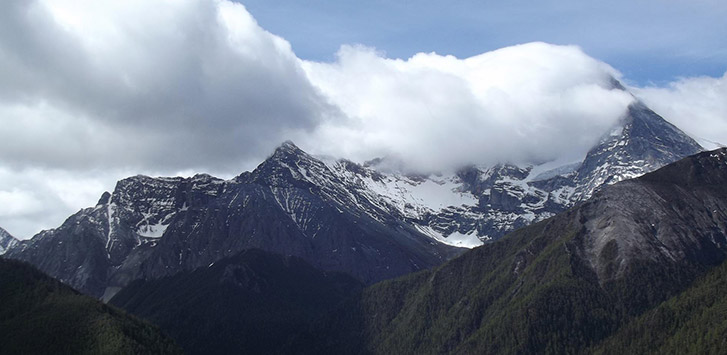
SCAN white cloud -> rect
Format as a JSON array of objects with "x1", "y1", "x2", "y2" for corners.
[
  {"x1": 0, "y1": 167, "x2": 124, "y2": 239},
  {"x1": 633, "y1": 72, "x2": 727, "y2": 149},
  {"x1": 300, "y1": 42, "x2": 635, "y2": 171},
  {"x1": 0, "y1": 0, "x2": 333, "y2": 173}
]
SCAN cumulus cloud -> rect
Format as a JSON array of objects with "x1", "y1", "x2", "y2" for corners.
[
  {"x1": 633, "y1": 72, "x2": 727, "y2": 149},
  {"x1": 299, "y1": 43, "x2": 634, "y2": 171},
  {"x1": 0, "y1": 0, "x2": 334, "y2": 173}
]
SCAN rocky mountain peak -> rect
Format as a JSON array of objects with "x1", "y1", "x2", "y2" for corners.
[
  {"x1": 96, "y1": 191, "x2": 111, "y2": 206},
  {"x1": 277, "y1": 140, "x2": 302, "y2": 152},
  {"x1": 249, "y1": 140, "x2": 331, "y2": 188},
  {"x1": 268, "y1": 140, "x2": 308, "y2": 164},
  {"x1": 567, "y1": 101, "x2": 703, "y2": 201},
  {"x1": 0, "y1": 227, "x2": 18, "y2": 255}
]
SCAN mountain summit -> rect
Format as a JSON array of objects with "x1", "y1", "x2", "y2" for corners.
[{"x1": 564, "y1": 101, "x2": 703, "y2": 200}]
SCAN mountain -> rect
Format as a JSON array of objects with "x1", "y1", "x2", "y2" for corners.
[
  {"x1": 0, "y1": 257, "x2": 181, "y2": 354},
  {"x1": 0, "y1": 227, "x2": 18, "y2": 255},
  {"x1": 4, "y1": 98, "x2": 701, "y2": 300},
  {"x1": 109, "y1": 249, "x2": 363, "y2": 355},
  {"x1": 296, "y1": 148, "x2": 727, "y2": 354},
  {"x1": 546, "y1": 101, "x2": 705, "y2": 201},
  {"x1": 7, "y1": 143, "x2": 461, "y2": 298},
  {"x1": 429, "y1": 101, "x2": 702, "y2": 243}
]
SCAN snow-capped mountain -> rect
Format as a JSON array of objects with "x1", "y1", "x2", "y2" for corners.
[
  {"x1": 429, "y1": 101, "x2": 703, "y2": 242},
  {"x1": 0, "y1": 227, "x2": 18, "y2": 255},
  {"x1": 4, "y1": 98, "x2": 701, "y2": 299}
]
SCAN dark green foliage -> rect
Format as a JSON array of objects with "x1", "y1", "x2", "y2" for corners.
[
  {"x1": 0, "y1": 257, "x2": 181, "y2": 355},
  {"x1": 594, "y1": 259, "x2": 727, "y2": 354},
  {"x1": 354, "y1": 216, "x2": 626, "y2": 355},
  {"x1": 300, "y1": 215, "x2": 621, "y2": 354},
  {"x1": 110, "y1": 249, "x2": 364, "y2": 355}
]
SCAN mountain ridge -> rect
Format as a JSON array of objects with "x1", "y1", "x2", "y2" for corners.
[
  {"x1": 7, "y1": 144, "x2": 462, "y2": 298},
  {"x1": 293, "y1": 148, "x2": 727, "y2": 354},
  {"x1": 4, "y1": 99, "x2": 702, "y2": 299}
]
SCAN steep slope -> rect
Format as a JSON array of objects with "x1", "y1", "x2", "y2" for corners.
[
  {"x1": 593, "y1": 258, "x2": 727, "y2": 354},
  {"x1": 0, "y1": 227, "x2": 18, "y2": 255},
  {"x1": 300, "y1": 148, "x2": 727, "y2": 354},
  {"x1": 0, "y1": 257, "x2": 181, "y2": 354},
  {"x1": 110, "y1": 249, "x2": 363, "y2": 355},
  {"x1": 8, "y1": 142, "x2": 460, "y2": 298}
]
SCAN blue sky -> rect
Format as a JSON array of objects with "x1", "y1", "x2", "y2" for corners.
[{"x1": 240, "y1": 0, "x2": 727, "y2": 85}]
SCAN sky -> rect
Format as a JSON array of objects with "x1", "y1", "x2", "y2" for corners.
[
  {"x1": 239, "y1": 0, "x2": 727, "y2": 85},
  {"x1": 0, "y1": 0, "x2": 725, "y2": 239}
]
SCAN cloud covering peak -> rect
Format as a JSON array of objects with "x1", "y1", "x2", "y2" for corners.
[{"x1": 300, "y1": 42, "x2": 634, "y2": 171}]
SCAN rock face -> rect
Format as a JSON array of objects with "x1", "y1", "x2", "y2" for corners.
[
  {"x1": 301, "y1": 148, "x2": 727, "y2": 354},
  {"x1": 0, "y1": 227, "x2": 18, "y2": 255},
  {"x1": 554, "y1": 101, "x2": 705, "y2": 201},
  {"x1": 578, "y1": 148, "x2": 727, "y2": 282}
]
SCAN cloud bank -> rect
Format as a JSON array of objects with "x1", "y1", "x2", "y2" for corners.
[
  {"x1": 300, "y1": 43, "x2": 634, "y2": 171},
  {"x1": 0, "y1": 0, "x2": 721, "y2": 238}
]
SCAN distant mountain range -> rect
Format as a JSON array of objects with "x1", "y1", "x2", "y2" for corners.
[{"x1": 3, "y1": 97, "x2": 702, "y2": 301}]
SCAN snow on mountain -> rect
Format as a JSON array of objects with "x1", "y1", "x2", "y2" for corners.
[{"x1": 0, "y1": 227, "x2": 18, "y2": 255}]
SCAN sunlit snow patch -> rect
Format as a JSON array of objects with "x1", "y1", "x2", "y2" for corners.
[
  {"x1": 138, "y1": 221, "x2": 168, "y2": 238},
  {"x1": 416, "y1": 225, "x2": 483, "y2": 248}
]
